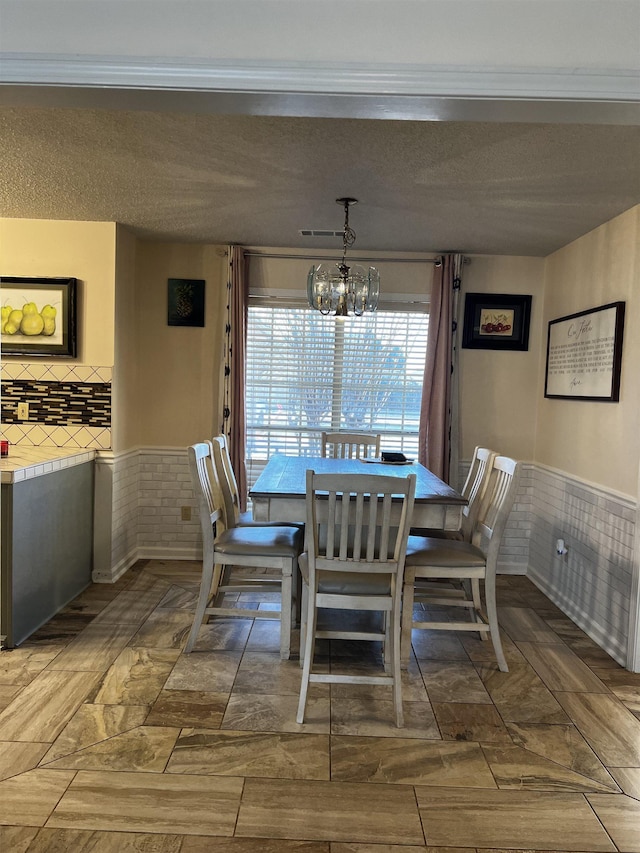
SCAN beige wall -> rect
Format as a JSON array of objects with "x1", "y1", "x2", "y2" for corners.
[
  {"x1": 459, "y1": 255, "x2": 545, "y2": 462},
  {"x1": 536, "y1": 205, "x2": 640, "y2": 496},
  {"x1": 0, "y1": 218, "x2": 116, "y2": 365},
  {"x1": 112, "y1": 225, "x2": 138, "y2": 452},
  {"x1": 134, "y1": 241, "x2": 226, "y2": 447}
]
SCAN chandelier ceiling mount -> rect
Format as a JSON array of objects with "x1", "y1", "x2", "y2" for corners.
[{"x1": 307, "y1": 197, "x2": 380, "y2": 317}]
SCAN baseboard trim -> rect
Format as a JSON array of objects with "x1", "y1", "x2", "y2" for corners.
[{"x1": 528, "y1": 565, "x2": 627, "y2": 666}]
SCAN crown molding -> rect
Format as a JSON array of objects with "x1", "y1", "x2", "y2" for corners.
[{"x1": 2, "y1": 54, "x2": 639, "y2": 124}]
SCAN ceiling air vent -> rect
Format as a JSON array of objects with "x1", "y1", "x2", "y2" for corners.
[{"x1": 299, "y1": 229, "x2": 344, "y2": 238}]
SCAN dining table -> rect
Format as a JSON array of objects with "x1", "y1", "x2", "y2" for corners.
[{"x1": 250, "y1": 454, "x2": 466, "y2": 529}]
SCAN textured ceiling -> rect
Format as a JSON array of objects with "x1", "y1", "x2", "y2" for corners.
[{"x1": 1, "y1": 106, "x2": 639, "y2": 256}]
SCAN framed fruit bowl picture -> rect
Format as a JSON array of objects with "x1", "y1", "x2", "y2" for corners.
[
  {"x1": 1, "y1": 276, "x2": 77, "y2": 357},
  {"x1": 462, "y1": 292, "x2": 532, "y2": 351}
]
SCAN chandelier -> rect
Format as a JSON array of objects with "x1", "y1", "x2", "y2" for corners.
[{"x1": 307, "y1": 197, "x2": 380, "y2": 316}]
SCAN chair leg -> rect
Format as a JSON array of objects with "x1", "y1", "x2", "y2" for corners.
[
  {"x1": 299, "y1": 580, "x2": 309, "y2": 668},
  {"x1": 391, "y1": 593, "x2": 404, "y2": 728},
  {"x1": 184, "y1": 557, "x2": 216, "y2": 654},
  {"x1": 280, "y1": 560, "x2": 293, "y2": 661},
  {"x1": 296, "y1": 581, "x2": 318, "y2": 724},
  {"x1": 400, "y1": 567, "x2": 416, "y2": 668},
  {"x1": 485, "y1": 573, "x2": 508, "y2": 672}
]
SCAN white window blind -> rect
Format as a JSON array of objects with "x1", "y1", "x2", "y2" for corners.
[{"x1": 245, "y1": 307, "x2": 428, "y2": 486}]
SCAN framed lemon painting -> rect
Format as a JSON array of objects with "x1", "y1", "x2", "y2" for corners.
[{"x1": 1, "y1": 277, "x2": 77, "y2": 357}]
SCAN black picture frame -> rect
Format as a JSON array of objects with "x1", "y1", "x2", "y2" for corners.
[
  {"x1": 167, "y1": 278, "x2": 205, "y2": 327},
  {"x1": 1, "y1": 276, "x2": 77, "y2": 357},
  {"x1": 462, "y1": 292, "x2": 532, "y2": 351},
  {"x1": 544, "y1": 301, "x2": 625, "y2": 402}
]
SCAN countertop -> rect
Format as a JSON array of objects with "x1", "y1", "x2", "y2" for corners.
[{"x1": 0, "y1": 445, "x2": 96, "y2": 484}]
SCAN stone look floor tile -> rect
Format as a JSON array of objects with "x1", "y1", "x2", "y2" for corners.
[
  {"x1": 331, "y1": 735, "x2": 496, "y2": 787},
  {"x1": 0, "y1": 768, "x2": 75, "y2": 826},
  {"x1": 497, "y1": 606, "x2": 562, "y2": 643},
  {"x1": 90, "y1": 582, "x2": 169, "y2": 626},
  {"x1": 329, "y1": 846, "x2": 427, "y2": 853},
  {"x1": 410, "y1": 631, "x2": 471, "y2": 662},
  {"x1": 46, "y1": 621, "x2": 139, "y2": 672},
  {"x1": 516, "y1": 643, "x2": 610, "y2": 693},
  {"x1": 88, "y1": 646, "x2": 180, "y2": 705},
  {"x1": 167, "y1": 729, "x2": 330, "y2": 780},
  {"x1": 144, "y1": 689, "x2": 228, "y2": 728},
  {"x1": 0, "y1": 646, "x2": 62, "y2": 686},
  {"x1": 182, "y1": 838, "x2": 330, "y2": 852},
  {"x1": 431, "y1": 702, "x2": 514, "y2": 743},
  {"x1": 505, "y1": 721, "x2": 620, "y2": 790},
  {"x1": 591, "y1": 666, "x2": 640, "y2": 707},
  {"x1": 419, "y1": 661, "x2": 492, "y2": 704},
  {"x1": 0, "y1": 826, "x2": 39, "y2": 852},
  {"x1": 24, "y1": 828, "x2": 183, "y2": 852},
  {"x1": 481, "y1": 742, "x2": 619, "y2": 792},
  {"x1": 40, "y1": 704, "x2": 149, "y2": 763},
  {"x1": 331, "y1": 842, "x2": 424, "y2": 853},
  {"x1": 609, "y1": 767, "x2": 640, "y2": 800},
  {"x1": 42, "y1": 725, "x2": 180, "y2": 772},
  {"x1": 6, "y1": 563, "x2": 638, "y2": 850},
  {"x1": 0, "y1": 670, "x2": 102, "y2": 743},
  {"x1": 235, "y1": 778, "x2": 425, "y2": 844},
  {"x1": 192, "y1": 618, "x2": 253, "y2": 652},
  {"x1": 0, "y1": 741, "x2": 50, "y2": 781},
  {"x1": 330, "y1": 697, "x2": 440, "y2": 739},
  {"x1": 587, "y1": 793, "x2": 640, "y2": 852},
  {"x1": 555, "y1": 691, "x2": 640, "y2": 766},
  {"x1": 47, "y1": 769, "x2": 243, "y2": 836},
  {"x1": 157, "y1": 585, "x2": 199, "y2": 610},
  {"x1": 222, "y1": 692, "x2": 331, "y2": 734},
  {"x1": 0, "y1": 684, "x2": 22, "y2": 712},
  {"x1": 128, "y1": 608, "x2": 194, "y2": 649},
  {"x1": 164, "y1": 650, "x2": 242, "y2": 693},
  {"x1": 415, "y1": 786, "x2": 616, "y2": 850},
  {"x1": 476, "y1": 662, "x2": 570, "y2": 724}
]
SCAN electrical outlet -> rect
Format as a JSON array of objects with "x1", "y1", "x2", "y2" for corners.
[
  {"x1": 17, "y1": 402, "x2": 29, "y2": 420},
  {"x1": 181, "y1": 506, "x2": 192, "y2": 521}
]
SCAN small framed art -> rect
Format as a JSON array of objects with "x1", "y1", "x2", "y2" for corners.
[
  {"x1": 462, "y1": 292, "x2": 532, "y2": 351},
  {"x1": 168, "y1": 278, "x2": 205, "y2": 327},
  {"x1": 1, "y1": 276, "x2": 77, "y2": 357}
]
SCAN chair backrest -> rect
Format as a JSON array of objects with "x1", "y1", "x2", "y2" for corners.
[
  {"x1": 472, "y1": 455, "x2": 520, "y2": 564},
  {"x1": 188, "y1": 442, "x2": 224, "y2": 563},
  {"x1": 459, "y1": 446, "x2": 497, "y2": 540},
  {"x1": 305, "y1": 470, "x2": 416, "y2": 575},
  {"x1": 321, "y1": 431, "x2": 382, "y2": 460},
  {"x1": 211, "y1": 434, "x2": 241, "y2": 529}
]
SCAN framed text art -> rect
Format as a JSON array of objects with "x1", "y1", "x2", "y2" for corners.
[
  {"x1": 167, "y1": 278, "x2": 205, "y2": 327},
  {"x1": 544, "y1": 301, "x2": 625, "y2": 401},
  {"x1": 462, "y1": 293, "x2": 532, "y2": 351},
  {"x1": 1, "y1": 276, "x2": 77, "y2": 357}
]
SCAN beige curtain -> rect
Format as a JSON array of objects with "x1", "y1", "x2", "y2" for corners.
[
  {"x1": 418, "y1": 254, "x2": 463, "y2": 482},
  {"x1": 221, "y1": 245, "x2": 248, "y2": 510}
]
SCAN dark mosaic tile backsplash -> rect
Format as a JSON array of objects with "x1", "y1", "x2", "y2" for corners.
[{"x1": 1, "y1": 380, "x2": 111, "y2": 427}]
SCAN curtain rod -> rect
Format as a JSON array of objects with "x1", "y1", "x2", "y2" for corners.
[{"x1": 242, "y1": 250, "x2": 459, "y2": 265}]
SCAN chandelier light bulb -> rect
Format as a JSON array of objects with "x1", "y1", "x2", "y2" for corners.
[{"x1": 307, "y1": 198, "x2": 380, "y2": 316}]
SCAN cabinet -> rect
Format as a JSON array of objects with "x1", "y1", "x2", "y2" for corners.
[{"x1": 1, "y1": 448, "x2": 94, "y2": 648}]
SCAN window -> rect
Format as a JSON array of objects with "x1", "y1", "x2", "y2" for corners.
[{"x1": 245, "y1": 306, "x2": 428, "y2": 485}]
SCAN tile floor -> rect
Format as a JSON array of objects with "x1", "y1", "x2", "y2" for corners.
[{"x1": 1, "y1": 560, "x2": 640, "y2": 852}]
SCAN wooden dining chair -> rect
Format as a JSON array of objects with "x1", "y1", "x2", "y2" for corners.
[
  {"x1": 185, "y1": 442, "x2": 304, "y2": 659},
  {"x1": 401, "y1": 455, "x2": 520, "y2": 671},
  {"x1": 410, "y1": 446, "x2": 497, "y2": 541},
  {"x1": 321, "y1": 431, "x2": 381, "y2": 459},
  {"x1": 297, "y1": 469, "x2": 416, "y2": 727},
  {"x1": 211, "y1": 434, "x2": 302, "y2": 530}
]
